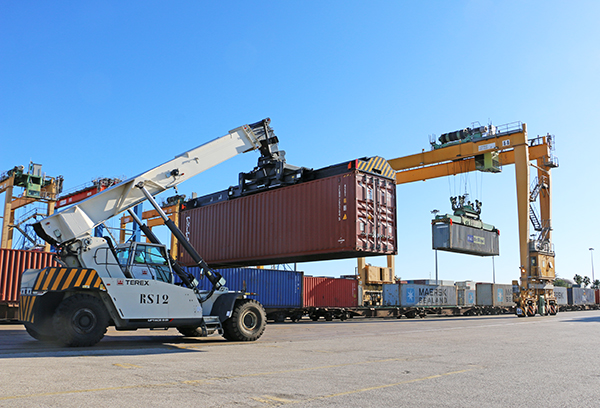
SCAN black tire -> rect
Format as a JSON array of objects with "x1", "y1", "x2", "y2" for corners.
[
  {"x1": 53, "y1": 293, "x2": 109, "y2": 347},
  {"x1": 177, "y1": 327, "x2": 205, "y2": 337},
  {"x1": 222, "y1": 299, "x2": 266, "y2": 342},
  {"x1": 24, "y1": 322, "x2": 56, "y2": 342}
]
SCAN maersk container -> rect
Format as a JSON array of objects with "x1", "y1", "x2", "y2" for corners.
[
  {"x1": 382, "y1": 283, "x2": 401, "y2": 306},
  {"x1": 1, "y1": 248, "x2": 58, "y2": 305},
  {"x1": 400, "y1": 284, "x2": 457, "y2": 307},
  {"x1": 303, "y1": 276, "x2": 358, "y2": 308},
  {"x1": 180, "y1": 267, "x2": 303, "y2": 310},
  {"x1": 407, "y1": 279, "x2": 455, "y2": 286},
  {"x1": 475, "y1": 283, "x2": 514, "y2": 307},
  {"x1": 567, "y1": 287, "x2": 596, "y2": 305},
  {"x1": 457, "y1": 289, "x2": 476, "y2": 306},
  {"x1": 432, "y1": 222, "x2": 499, "y2": 256},
  {"x1": 553, "y1": 287, "x2": 568, "y2": 305},
  {"x1": 178, "y1": 169, "x2": 397, "y2": 267}
]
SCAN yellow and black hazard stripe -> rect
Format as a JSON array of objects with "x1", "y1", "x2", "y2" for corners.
[
  {"x1": 19, "y1": 295, "x2": 37, "y2": 323},
  {"x1": 20, "y1": 268, "x2": 106, "y2": 323},
  {"x1": 356, "y1": 156, "x2": 395, "y2": 179},
  {"x1": 32, "y1": 267, "x2": 106, "y2": 292}
]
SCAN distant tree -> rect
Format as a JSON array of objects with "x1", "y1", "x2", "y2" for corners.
[
  {"x1": 554, "y1": 278, "x2": 570, "y2": 288},
  {"x1": 583, "y1": 276, "x2": 591, "y2": 288},
  {"x1": 593, "y1": 279, "x2": 600, "y2": 289},
  {"x1": 573, "y1": 274, "x2": 583, "y2": 287}
]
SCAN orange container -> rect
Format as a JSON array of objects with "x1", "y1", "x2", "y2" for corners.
[
  {"x1": 0, "y1": 249, "x2": 58, "y2": 305},
  {"x1": 303, "y1": 276, "x2": 358, "y2": 308},
  {"x1": 179, "y1": 169, "x2": 397, "y2": 267}
]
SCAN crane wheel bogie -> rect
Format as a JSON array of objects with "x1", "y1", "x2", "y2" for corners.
[
  {"x1": 52, "y1": 293, "x2": 109, "y2": 347},
  {"x1": 222, "y1": 299, "x2": 266, "y2": 341}
]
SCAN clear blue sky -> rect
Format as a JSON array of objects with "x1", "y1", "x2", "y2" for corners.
[{"x1": 1, "y1": 1, "x2": 598, "y2": 284}]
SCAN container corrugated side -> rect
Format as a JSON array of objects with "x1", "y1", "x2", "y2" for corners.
[
  {"x1": 476, "y1": 283, "x2": 514, "y2": 307},
  {"x1": 554, "y1": 287, "x2": 568, "y2": 305},
  {"x1": 400, "y1": 284, "x2": 457, "y2": 307},
  {"x1": 178, "y1": 170, "x2": 397, "y2": 267},
  {"x1": 582, "y1": 288, "x2": 595, "y2": 305},
  {"x1": 180, "y1": 267, "x2": 303, "y2": 309},
  {"x1": 433, "y1": 222, "x2": 499, "y2": 256},
  {"x1": 457, "y1": 289, "x2": 476, "y2": 305},
  {"x1": 303, "y1": 276, "x2": 358, "y2": 308},
  {"x1": 567, "y1": 288, "x2": 595, "y2": 305},
  {"x1": 382, "y1": 283, "x2": 400, "y2": 306},
  {"x1": 596, "y1": 289, "x2": 600, "y2": 305},
  {"x1": 0, "y1": 249, "x2": 58, "y2": 304}
]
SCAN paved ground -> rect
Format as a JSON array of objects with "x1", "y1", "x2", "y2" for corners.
[{"x1": 1, "y1": 311, "x2": 599, "y2": 407}]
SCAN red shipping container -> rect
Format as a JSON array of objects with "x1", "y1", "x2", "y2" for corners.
[
  {"x1": 596, "y1": 289, "x2": 599, "y2": 305},
  {"x1": 0, "y1": 248, "x2": 58, "y2": 305},
  {"x1": 303, "y1": 276, "x2": 358, "y2": 308},
  {"x1": 179, "y1": 169, "x2": 397, "y2": 267}
]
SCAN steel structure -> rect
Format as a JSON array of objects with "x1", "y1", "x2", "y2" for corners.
[
  {"x1": 378, "y1": 122, "x2": 558, "y2": 316},
  {"x1": 0, "y1": 164, "x2": 63, "y2": 251}
]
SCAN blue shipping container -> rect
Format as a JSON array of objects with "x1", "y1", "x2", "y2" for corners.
[
  {"x1": 382, "y1": 283, "x2": 401, "y2": 306},
  {"x1": 180, "y1": 267, "x2": 303, "y2": 310}
]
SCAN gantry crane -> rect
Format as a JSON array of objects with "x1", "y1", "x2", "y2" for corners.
[
  {"x1": 359, "y1": 122, "x2": 557, "y2": 316},
  {"x1": 0, "y1": 163, "x2": 63, "y2": 251}
]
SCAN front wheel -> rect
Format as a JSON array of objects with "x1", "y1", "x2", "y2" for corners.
[
  {"x1": 222, "y1": 299, "x2": 266, "y2": 342},
  {"x1": 24, "y1": 322, "x2": 56, "y2": 342},
  {"x1": 53, "y1": 293, "x2": 109, "y2": 347}
]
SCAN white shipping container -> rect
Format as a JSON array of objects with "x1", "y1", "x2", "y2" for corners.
[
  {"x1": 553, "y1": 287, "x2": 568, "y2": 305},
  {"x1": 457, "y1": 289, "x2": 476, "y2": 305},
  {"x1": 456, "y1": 280, "x2": 476, "y2": 290}
]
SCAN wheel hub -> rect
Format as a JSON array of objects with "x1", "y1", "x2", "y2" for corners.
[
  {"x1": 242, "y1": 310, "x2": 257, "y2": 330},
  {"x1": 72, "y1": 308, "x2": 97, "y2": 334}
]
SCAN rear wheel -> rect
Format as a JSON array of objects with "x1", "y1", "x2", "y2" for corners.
[
  {"x1": 53, "y1": 293, "x2": 109, "y2": 347},
  {"x1": 222, "y1": 299, "x2": 266, "y2": 341}
]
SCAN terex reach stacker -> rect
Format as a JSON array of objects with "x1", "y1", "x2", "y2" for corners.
[{"x1": 19, "y1": 119, "x2": 283, "y2": 346}]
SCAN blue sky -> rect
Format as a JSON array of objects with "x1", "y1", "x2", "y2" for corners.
[{"x1": 1, "y1": 1, "x2": 599, "y2": 284}]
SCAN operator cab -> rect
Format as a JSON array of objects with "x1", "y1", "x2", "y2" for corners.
[{"x1": 115, "y1": 242, "x2": 173, "y2": 283}]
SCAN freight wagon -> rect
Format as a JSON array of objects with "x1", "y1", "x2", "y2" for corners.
[
  {"x1": 4, "y1": 252, "x2": 600, "y2": 322},
  {"x1": 160, "y1": 269, "x2": 600, "y2": 321}
]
